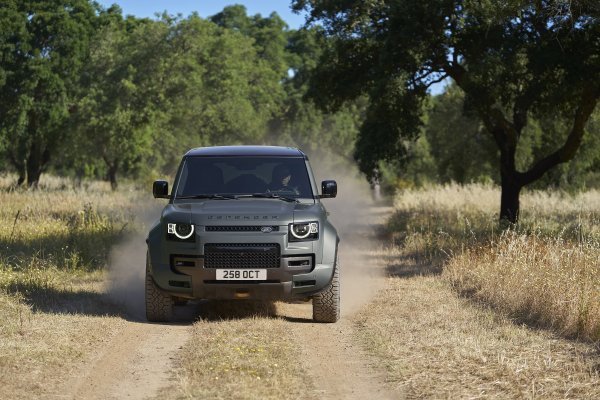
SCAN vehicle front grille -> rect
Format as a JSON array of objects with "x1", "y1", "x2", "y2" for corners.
[
  {"x1": 204, "y1": 243, "x2": 281, "y2": 269},
  {"x1": 205, "y1": 226, "x2": 279, "y2": 232}
]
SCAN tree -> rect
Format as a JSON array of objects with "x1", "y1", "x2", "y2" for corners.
[
  {"x1": 293, "y1": 0, "x2": 600, "y2": 223},
  {"x1": 0, "y1": 0, "x2": 96, "y2": 187},
  {"x1": 426, "y1": 87, "x2": 498, "y2": 183},
  {"x1": 157, "y1": 13, "x2": 286, "y2": 155},
  {"x1": 272, "y1": 26, "x2": 366, "y2": 157},
  {"x1": 74, "y1": 13, "x2": 166, "y2": 189}
]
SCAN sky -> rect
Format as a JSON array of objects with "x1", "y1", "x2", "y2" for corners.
[{"x1": 96, "y1": 1, "x2": 307, "y2": 29}]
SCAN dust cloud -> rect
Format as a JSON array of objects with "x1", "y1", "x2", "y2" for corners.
[
  {"x1": 106, "y1": 205, "x2": 162, "y2": 320},
  {"x1": 105, "y1": 153, "x2": 387, "y2": 320},
  {"x1": 307, "y1": 152, "x2": 388, "y2": 317}
]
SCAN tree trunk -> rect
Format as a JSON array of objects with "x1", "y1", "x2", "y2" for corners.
[
  {"x1": 495, "y1": 124, "x2": 523, "y2": 225},
  {"x1": 26, "y1": 167, "x2": 42, "y2": 189},
  {"x1": 108, "y1": 165, "x2": 118, "y2": 190},
  {"x1": 25, "y1": 141, "x2": 50, "y2": 188},
  {"x1": 500, "y1": 176, "x2": 521, "y2": 225},
  {"x1": 8, "y1": 153, "x2": 27, "y2": 187}
]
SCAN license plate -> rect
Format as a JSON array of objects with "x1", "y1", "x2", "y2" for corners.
[{"x1": 216, "y1": 269, "x2": 267, "y2": 280}]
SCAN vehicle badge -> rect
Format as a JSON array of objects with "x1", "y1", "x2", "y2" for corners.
[{"x1": 261, "y1": 226, "x2": 273, "y2": 233}]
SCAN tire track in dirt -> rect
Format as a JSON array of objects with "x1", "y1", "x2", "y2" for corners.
[
  {"x1": 278, "y1": 302, "x2": 397, "y2": 400},
  {"x1": 276, "y1": 160, "x2": 395, "y2": 399},
  {"x1": 67, "y1": 321, "x2": 189, "y2": 400},
  {"x1": 275, "y1": 228, "x2": 395, "y2": 400}
]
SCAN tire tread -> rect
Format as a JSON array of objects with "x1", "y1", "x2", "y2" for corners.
[
  {"x1": 145, "y1": 269, "x2": 174, "y2": 322},
  {"x1": 312, "y1": 260, "x2": 340, "y2": 323}
]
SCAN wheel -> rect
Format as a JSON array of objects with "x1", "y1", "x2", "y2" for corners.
[
  {"x1": 173, "y1": 297, "x2": 188, "y2": 306},
  {"x1": 145, "y1": 256, "x2": 174, "y2": 322},
  {"x1": 312, "y1": 258, "x2": 340, "y2": 323}
]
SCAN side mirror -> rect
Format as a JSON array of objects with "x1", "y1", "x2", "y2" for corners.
[
  {"x1": 320, "y1": 180, "x2": 337, "y2": 198},
  {"x1": 153, "y1": 180, "x2": 169, "y2": 199}
]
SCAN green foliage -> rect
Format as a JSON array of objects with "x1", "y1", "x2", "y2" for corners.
[
  {"x1": 272, "y1": 27, "x2": 366, "y2": 157},
  {"x1": 418, "y1": 87, "x2": 600, "y2": 190},
  {"x1": 0, "y1": 0, "x2": 97, "y2": 186},
  {"x1": 294, "y1": 0, "x2": 600, "y2": 222},
  {"x1": 161, "y1": 14, "x2": 285, "y2": 149},
  {"x1": 73, "y1": 15, "x2": 165, "y2": 189},
  {"x1": 2, "y1": 1, "x2": 597, "y2": 200},
  {"x1": 425, "y1": 87, "x2": 498, "y2": 184}
]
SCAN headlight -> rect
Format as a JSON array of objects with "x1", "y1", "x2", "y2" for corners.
[
  {"x1": 289, "y1": 222, "x2": 319, "y2": 241},
  {"x1": 167, "y1": 223, "x2": 195, "y2": 241}
]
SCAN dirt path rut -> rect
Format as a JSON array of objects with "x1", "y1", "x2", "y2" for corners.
[
  {"x1": 278, "y1": 301, "x2": 396, "y2": 400},
  {"x1": 68, "y1": 322, "x2": 189, "y2": 400}
]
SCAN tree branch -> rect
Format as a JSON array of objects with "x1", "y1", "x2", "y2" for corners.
[
  {"x1": 520, "y1": 86, "x2": 599, "y2": 186},
  {"x1": 423, "y1": 73, "x2": 449, "y2": 89}
]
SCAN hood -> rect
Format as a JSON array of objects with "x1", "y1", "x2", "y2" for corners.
[{"x1": 161, "y1": 199, "x2": 323, "y2": 226}]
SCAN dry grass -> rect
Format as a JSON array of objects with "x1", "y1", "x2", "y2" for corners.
[
  {"x1": 0, "y1": 175, "x2": 144, "y2": 398},
  {"x1": 354, "y1": 271, "x2": 600, "y2": 399},
  {"x1": 445, "y1": 233, "x2": 600, "y2": 341},
  {"x1": 165, "y1": 302, "x2": 315, "y2": 400},
  {"x1": 351, "y1": 183, "x2": 600, "y2": 398},
  {"x1": 0, "y1": 284, "x2": 127, "y2": 399},
  {"x1": 386, "y1": 183, "x2": 600, "y2": 341}
]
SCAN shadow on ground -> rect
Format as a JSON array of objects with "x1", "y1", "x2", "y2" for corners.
[
  {"x1": 11, "y1": 285, "x2": 127, "y2": 317},
  {"x1": 380, "y1": 250, "x2": 443, "y2": 278},
  {"x1": 191, "y1": 299, "x2": 278, "y2": 321}
]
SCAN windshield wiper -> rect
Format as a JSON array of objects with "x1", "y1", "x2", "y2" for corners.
[
  {"x1": 242, "y1": 193, "x2": 298, "y2": 203},
  {"x1": 176, "y1": 194, "x2": 238, "y2": 200}
]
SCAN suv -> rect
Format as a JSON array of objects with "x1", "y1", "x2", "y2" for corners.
[{"x1": 146, "y1": 146, "x2": 340, "y2": 322}]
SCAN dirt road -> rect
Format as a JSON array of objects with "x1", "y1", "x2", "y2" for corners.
[
  {"x1": 66, "y1": 322, "x2": 189, "y2": 400},
  {"x1": 277, "y1": 302, "x2": 396, "y2": 400},
  {"x1": 58, "y1": 175, "x2": 392, "y2": 400}
]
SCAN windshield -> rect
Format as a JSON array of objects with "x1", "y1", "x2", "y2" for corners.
[{"x1": 174, "y1": 156, "x2": 314, "y2": 199}]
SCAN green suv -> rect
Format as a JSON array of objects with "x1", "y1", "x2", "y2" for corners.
[{"x1": 146, "y1": 146, "x2": 340, "y2": 322}]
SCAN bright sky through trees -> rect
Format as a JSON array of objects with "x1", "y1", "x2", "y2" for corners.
[{"x1": 97, "y1": 0, "x2": 307, "y2": 28}]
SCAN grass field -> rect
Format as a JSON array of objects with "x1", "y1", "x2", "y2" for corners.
[
  {"x1": 0, "y1": 176, "x2": 141, "y2": 398},
  {"x1": 385, "y1": 183, "x2": 599, "y2": 341},
  {"x1": 0, "y1": 175, "x2": 313, "y2": 399},
  {"x1": 350, "y1": 184, "x2": 600, "y2": 398},
  {"x1": 1, "y1": 176, "x2": 598, "y2": 398}
]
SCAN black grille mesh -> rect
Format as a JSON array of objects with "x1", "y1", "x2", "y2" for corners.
[
  {"x1": 204, "y1": 243, "x2": 280, "y2": 268},
  {"x1": 205, "y1": 226, "x2": 279, "y2": 232}
]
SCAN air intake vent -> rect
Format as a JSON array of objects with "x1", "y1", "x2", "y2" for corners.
[
  {"x1": 205, "y1": 226, "x2": 279, "y2": 232},
  {"x1": 204, "y1": 243, "x2": 280, "y2": 269}
]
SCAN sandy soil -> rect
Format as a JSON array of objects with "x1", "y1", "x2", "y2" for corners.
[
  {"x1": 66, "y1": 321, "x2": 190, "y2": 400},
  {"x1": 277, "y1": 301, "x2": 397, "y2": 400}
]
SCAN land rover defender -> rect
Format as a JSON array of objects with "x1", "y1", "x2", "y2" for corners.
[{"x1": 145, "y1": 146, "x2": 340, "y2": 322}]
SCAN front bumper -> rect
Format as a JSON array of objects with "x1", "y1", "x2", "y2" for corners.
[{"x1": 147, "y1": 230, "x2": 335, "y2": 300}]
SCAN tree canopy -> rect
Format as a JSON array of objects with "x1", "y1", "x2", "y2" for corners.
[
  {"x1": 293, "y1": 0, "x2": 600, "y2": 222},
  {"x1": 1, "y1": 1, "x2": 599, "y2": 202},
  {"x1": 0, "y1": 0, "x2": 97, "y2": 187}
]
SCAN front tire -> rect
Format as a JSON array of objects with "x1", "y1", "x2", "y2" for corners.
[
  {"x1": 145, "y1": 258, "x2": 174, "y2": 322},
  {"x1": 312, "y1": 259, "x2": 340, "y2": 323}
]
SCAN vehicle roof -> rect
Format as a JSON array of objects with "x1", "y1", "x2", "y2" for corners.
[{"x1": 184, "y1": 145, "x2": 307, "y2": 158}]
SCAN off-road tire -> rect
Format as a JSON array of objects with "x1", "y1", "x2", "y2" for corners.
[
  {"x1": 173, "y1": 297, "x2": 188, "y2": 306},
  {"x1": 145, "y1": 264, "x2": 174, "y2": 322},
  {"x1": 312, "y1": 259, "x2": 340, "y2": 323}
]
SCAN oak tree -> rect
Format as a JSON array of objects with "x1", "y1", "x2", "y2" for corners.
[{"x1": 293, "y1": 0, "x2": 600, "y2": 223}]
